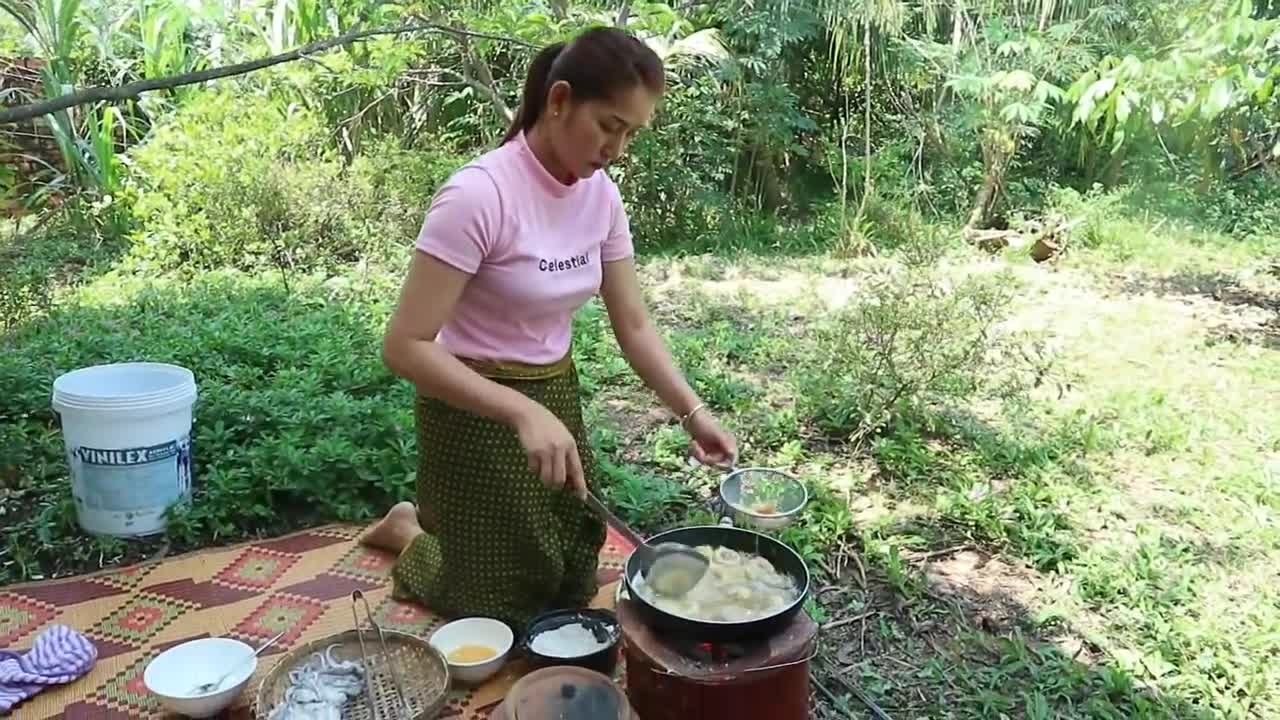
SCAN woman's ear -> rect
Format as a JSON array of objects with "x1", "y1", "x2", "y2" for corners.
[{"x1": 546, "y1": 80, "x2": 573, "y2": 118}]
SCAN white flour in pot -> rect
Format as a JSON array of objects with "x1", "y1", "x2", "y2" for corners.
[{"x1": 530, "y1": 622, "x2": 609, "y2": 657}]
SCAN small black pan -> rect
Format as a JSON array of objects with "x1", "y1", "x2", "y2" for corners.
[{"x1": 622, "y1": 524, "x2": 811, "y2": 642}]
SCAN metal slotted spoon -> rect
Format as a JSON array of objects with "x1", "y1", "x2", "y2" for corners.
[{"x1": 583, "y1": 492, "x2": 709, "y2": 597}]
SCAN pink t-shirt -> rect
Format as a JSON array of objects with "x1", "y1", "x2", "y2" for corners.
[{"x1": 415, "y1": 132, "x2": 635, "y2": 365}]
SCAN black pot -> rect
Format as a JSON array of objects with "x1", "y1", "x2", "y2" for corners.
[
  {"x1": 522, "y1": 608, "x2": 621, "y2": 676},
  {"x1": 622, "y1": 524, "x2": 811, "y2": 642}
]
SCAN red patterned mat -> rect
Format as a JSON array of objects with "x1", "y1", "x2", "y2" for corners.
[{"x1": 0, "y1": 524, "x2": 635, "y2": 719}]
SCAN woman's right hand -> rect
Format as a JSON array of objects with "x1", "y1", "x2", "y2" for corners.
[{"x1": 513, "y1": 401, "x2": 587, "y2": 499}]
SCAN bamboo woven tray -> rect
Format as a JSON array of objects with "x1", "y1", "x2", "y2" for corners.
[{"x1": 254, "y1": 592, "x2": 450, "y2": 720}]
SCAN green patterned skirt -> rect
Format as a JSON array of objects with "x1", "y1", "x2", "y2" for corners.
[{"x1": 390, "y1": 354, "x2": 605, "y2": 630}]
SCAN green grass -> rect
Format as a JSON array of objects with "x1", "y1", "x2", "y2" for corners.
[
  {"x1": 601, "y1": 230, "x2": 1280, "y2": 718},
  {"x1": 4, "y1": 198, "x2": 1280, "y2": 718},
  {"x1": 0, "y1": 268, "x2": 414, "y2": 578}
]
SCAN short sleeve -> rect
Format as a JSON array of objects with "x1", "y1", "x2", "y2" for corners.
[
  {"x1": 601, "y1": 180, "x2": 635, "y2": 263},
  {"x1": 414, "y1": 167, "x2": 503, "y2": 274}
]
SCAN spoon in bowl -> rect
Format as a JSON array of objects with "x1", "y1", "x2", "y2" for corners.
[{"x1": 186, "y1": 630, "x2": 286, "y2": 697}]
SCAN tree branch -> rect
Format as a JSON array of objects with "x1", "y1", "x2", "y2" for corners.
[
  {"x1": 0, "y1": 23, "x2": 533, "y2": 125},
  {"x1": 456, "y1": 35, "x2": 513, "y2": 125},
  {"x1": 616, "y1": 0, "x2": 633, "y2": 27}
]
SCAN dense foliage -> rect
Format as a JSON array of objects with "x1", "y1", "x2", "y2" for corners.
[
  {"x1": 2, "y1": 2, "x2": 1279, "y2": 717},
  {"x1": 2, "y1": 0, "x2": 1276, "y2": 249}
]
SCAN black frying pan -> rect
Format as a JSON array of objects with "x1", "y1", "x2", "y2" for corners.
[{"x1": 621, "y1": 524, "x2": 811, "y2": 641}]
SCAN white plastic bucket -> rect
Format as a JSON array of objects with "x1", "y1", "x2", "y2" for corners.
[{"x1": 52, "y1": 362, "x2": 197, "y2": 537}]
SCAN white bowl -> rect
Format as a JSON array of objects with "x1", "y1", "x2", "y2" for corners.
[
  {"x1": 143, "y1": 637, "x2": 258, "y2": 718},
  {"x1": 429, "y1": 617, "x2": 514, "y2": 685}
]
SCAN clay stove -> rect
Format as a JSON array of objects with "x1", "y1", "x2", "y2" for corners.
[{"x1": 617, "y1": 600, "x2": 818, "y2": 720}]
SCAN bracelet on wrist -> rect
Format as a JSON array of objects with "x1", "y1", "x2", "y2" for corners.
[{"x1": 679, "y1": 403, "x2": 706, "y2": 430}]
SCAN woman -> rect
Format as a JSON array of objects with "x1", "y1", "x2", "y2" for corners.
[{"x1": 361, "y1": 26, "x2": 737, "y2": 630}]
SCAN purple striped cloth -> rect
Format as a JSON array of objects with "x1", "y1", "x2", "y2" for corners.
[{"x1": 0, "y1": 624, "x2": 97, "y2": 712}]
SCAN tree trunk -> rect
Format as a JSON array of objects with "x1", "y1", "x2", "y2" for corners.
[
  {"x1": 1103, "y1": 146, "x2": 1126, "y2": 188},
  {"x1": 1038, "y1": 0, "x2": 1056, "y2": 31},
  {"x1": 966, "y1": 128, "x2": 1015, "y2": 230},
  {"x1": 967, "y1": 172, "x2": 999, "y2": 231},
  {"x1": 752, "y1": 142, "x2": 785, "y2": 212},
  {"x1": 856, "y1": 18, "x2": 873, "y2": 219},
  {"x1": 735, "y1": 139, "x2": 784, "y2": 212},
  {"x1": 616, "y1": 0, "x2": 633, "y2": 27},
  {"x1": 459, "y1": 37, "x2": 514, "y2": 126},
  {"x1": 840, "y1": 98, "x2": 851, "y2": 238}
]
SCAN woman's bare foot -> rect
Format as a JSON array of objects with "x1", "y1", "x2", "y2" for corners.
[{"x1": 360, "y1": 501, "x2": 423, "y2": 553}]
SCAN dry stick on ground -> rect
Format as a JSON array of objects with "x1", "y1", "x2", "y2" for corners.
[
  {"x1": 816, "y1": 658, "x2": 894, "y2": 720},
  {"x1": 815, "y1": 555, "x2": 839, "y2": 581},
  {"x1": 822, "y1": 610, "x2": 878, "y2": 632},
  {"x1": 850, "y1": 547, "x2": 867, "y2": 590},
  {"x1": 860, "y1": 612, "x2": 868, "y2": 657},
  {"x1": 811, "y1": 675, "x2": 850, "y2": 718},
  {"x1": 0, "y1": 23, "x2": 533, "y2": 125},
  {"x1": 811, "y1": 675, "x2": 857, "y2": 719},
  {"x1": 905, "y1": 543, "x2": 976, "y2": 562}
]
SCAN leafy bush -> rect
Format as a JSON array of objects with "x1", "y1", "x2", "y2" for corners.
[
  {"x1": 1181, "y1": 171, "x2": 1280, "y2": 242},
  {"x1": 0, "y1": 270, "x2": 416, "y2": 583},
  {"x1": 126, "y1": 91, "x2": 464, "y2": 274},
  {"x1": 1043, "y1": 183, "x2": 1134, "y2": 248},
  {"x1": 0, "y1": 194, "x2": 132, "y2": 330},
  {"x1": 597, "y1": 458, "x2": 694, "y2": 530},
  {"x1": 793, "y1": 263, "x2": 1019, "y2": 443},
  {"x1": 613, "y1": 75, "x2": 739, "y2": 251}
]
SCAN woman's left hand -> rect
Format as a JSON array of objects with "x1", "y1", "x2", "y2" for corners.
[{"x1": 685, "y1": 410, "x2": 737, "y2": 468}]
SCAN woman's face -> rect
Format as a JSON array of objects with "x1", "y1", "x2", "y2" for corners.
[{"x1": 544, "y1": 82, "x2": 659, "y2": 181}]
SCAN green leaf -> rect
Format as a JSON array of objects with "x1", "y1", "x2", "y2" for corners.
[
  {"x1": 1203, "y1": 76, "x2": 1235, "y2": 119},
  {"x1": 1151, "y1": 99, "x2": 1166, "y2": 124},
  {"x1": 1111, "y1": 128, "x2": 1126, "y2": 153},
  {"x1": 1116, "y1": 92, "x2": 1133, "y2": 124},
  {"x1": 996, "y1": 40, "x2": 1024, "y2": 57},
  {"x1": 1090, "y1": 77, "x2": 1117, "y2": 99},
  {"x1": 1033, "y1": 81, "x2": 1066, "y2": 103},
  {"x1": 1000, "y1": 70, "x2": 1037, "y2": 92},
  {"x1": 1257, "y1": 77, "x2": 1274, "y2": 103},
  {"x1": 1000, "y1": 102, "x2": 1035, "y2": 123},
  {"x1": 1072, "y1": 77, "x2": 1115, "y2": 126},
  {"x1": 946, "y1": 74, "x2": 988, "y2": 96},
  {"x1": 1065, "y1": 69, "x2": 1097, "y2": 102}
]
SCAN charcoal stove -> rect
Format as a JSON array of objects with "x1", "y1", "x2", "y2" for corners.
[{"x1": 617, "y1": 598, "x2": 818, "y2": 720}]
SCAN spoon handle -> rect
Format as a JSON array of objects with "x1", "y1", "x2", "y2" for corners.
[
  {"x1": 583, "y1": 492, "x2": 654, "y2": 564},
  {"x1": 252, "y1": 629, "x2": 288, "y2": 657},
  {"x1": 200, "y1": 629, "x2": 287, "y2": 693}
]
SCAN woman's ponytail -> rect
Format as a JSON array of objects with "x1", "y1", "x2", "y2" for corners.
[{"x1": 500, "y1": 42, "x2": 566, "y2": 145}]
